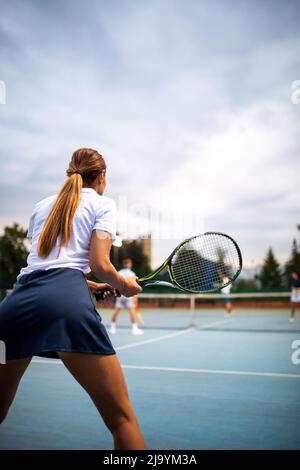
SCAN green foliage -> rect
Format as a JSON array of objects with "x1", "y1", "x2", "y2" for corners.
[
  {"x1": 0, "y1": 223, "x2": 29, "y2": 295},
  {"x1": 284, "y1": 239, "x2": 300, "y2": 282},
  {"x1": 258, "y1": 248, "x2": 282, "y2": 290},
  {"x1": 1, "y1": 219, "x2": 298, "y2": 297},
  {"x1": 110, "y1": 240, "x2": 151, "y2": 277},
  {"x1": 233, "y1": 278, "x2": 258, "y2": 292}
]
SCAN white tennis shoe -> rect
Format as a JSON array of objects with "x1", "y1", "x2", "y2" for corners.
[{"x1": 132, "y1": 325, "x2": 144, "y2": 335}]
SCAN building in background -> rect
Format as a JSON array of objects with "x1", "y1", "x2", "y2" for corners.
[{"x1": 140, "y1": 234, "x2": 152, "y2": 268}]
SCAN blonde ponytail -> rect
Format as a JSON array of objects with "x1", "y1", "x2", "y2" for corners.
[{"x1": 37, "y1": 148, "x2": 106, "y2": 258}]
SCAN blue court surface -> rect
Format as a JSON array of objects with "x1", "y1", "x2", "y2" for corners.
[{"x1": 1, "y1": 308, "x2": 300, "y2": 450}]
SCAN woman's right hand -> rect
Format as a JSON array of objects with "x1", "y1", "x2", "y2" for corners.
[{"x1": 119, "y1": 277, "x2": 142, "y2": 297}]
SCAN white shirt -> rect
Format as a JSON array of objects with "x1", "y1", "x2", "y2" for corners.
[
  {"x1": 118, "y1": 268, "x2": 136, "y2": 278},
  {"x1": 117, "y1": 268, "x2": 136, "y2": 301},
  {"x1": 221, "y1": 277, "x2": 231, "y2": 295},
  {"x1": 18, "y1": 188, "x2": 117, "y2": 279}
]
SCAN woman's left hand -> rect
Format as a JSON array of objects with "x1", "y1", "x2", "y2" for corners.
[
  {"x1": 87, "y1": 280, "x2": 111, "y2": 294},
  {"x1": 87, "y1": 280, "x2": 118, "y2": 303}
]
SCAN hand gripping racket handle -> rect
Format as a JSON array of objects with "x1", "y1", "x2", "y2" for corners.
[
  {"x1": 94, "y1": 289, "x2": 120, "y2": 301},
  {"x1": 137, "y1": 279, "x2": 176, "y2": 289}
]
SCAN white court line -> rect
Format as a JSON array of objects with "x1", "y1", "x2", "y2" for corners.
[
  {"x1": 115, "y1": 327, "x2": 194, "y2": 351},
  {"x1": 121, "y1": 365, "x2": 300, "y2": 379},
  {"x1": 115, "y1": 318, "x2": 232, "y2": 351},
  {"x1": 195, "y1": 317, "x2": 233, "y2": 329},
  {"x1": 115, "y1": 317, "x2": 233, "y2": 351},
  {"x1": 31, "y1": 318, "x2": 232, "y2": 362},
  {"x1": 30, "y1": 329, "x2": 192, "y2": 358},
  {"x1": 31, "y1": 360, "x2": 300, "y2": 379},
  {"x1": 30, "y1": 329, "x2": 195, "y2": 362}
]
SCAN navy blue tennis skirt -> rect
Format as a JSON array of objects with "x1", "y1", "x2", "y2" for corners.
[{"x1": 0, "y1": 268, "x2": 115, "y2": 360}]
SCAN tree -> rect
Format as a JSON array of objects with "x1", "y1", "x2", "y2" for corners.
[
  {"x1": 0, "y1": 223, "x2": 29, "y2": 296},
  {"x1": 284, "y1": 238, "x2": 300, "y2": 287},
  {"x1": 233, "y1": 278, "x2": 259, "y2": 292},
  {"x1": 259, "y1": 248, "x2": 282, "y2": 290},
  {"x1": 110, "y1": 239, "x2": 151, "y2": 277}
]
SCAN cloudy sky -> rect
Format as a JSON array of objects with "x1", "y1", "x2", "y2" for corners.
[{"x1": 0, "y1": 0, "x2": 299, "y2": 269}]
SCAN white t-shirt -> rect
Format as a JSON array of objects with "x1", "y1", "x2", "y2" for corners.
[
  {"x1": 221, "y1": 277, "x2": 231, "y2": 295},
  {"x1": 117, "y1": 268, "x2": 136, "y2": 301},
  {"x1": 118, "y1": 268, "x2": 136, "y2": 278},
  {"x1": 18, "y1": 188, "x2": 117, "y2": 279}
]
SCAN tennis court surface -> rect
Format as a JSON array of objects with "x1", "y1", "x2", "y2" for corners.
[{"x1": 1, "y1": 296, "x2": 300, "y2": 450}]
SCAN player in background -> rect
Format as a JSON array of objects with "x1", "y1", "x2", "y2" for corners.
[
  {"x1": 290, "y1": 271, "x2": 300, "y2": 323},
  {"x1": 220, "y1": 273, "x2": 233, "y2": 318},
  {"x1": 110, "y1": 258, "x2": 143, "y2": 335},
  {"x1": 134, "y1": 296, "x2": 145, "y2": 326}
]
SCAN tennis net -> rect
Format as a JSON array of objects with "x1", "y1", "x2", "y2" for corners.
[{"x1": 100, "y1": 292, "x2": 300, "y2": 333}]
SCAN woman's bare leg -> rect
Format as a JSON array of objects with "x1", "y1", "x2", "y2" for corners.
[
  {"x1": 111, "y1": 308, "x2": 121, "y2": 323},
  {"x1": 226, "y1": 302, "x2": 233, "y2": 315},
  {"x1": 0, "y1": 357, "x2": 32, "y2": 423},
  {"x1": 57, "y1": 352, "x2": 146, "y2": 450},
  {"x1": 290, "y1": 303, "x2": 298, "y2": 320},
  {"x1": 128, "y1": 307, "x2": 137, "y2": 324}
]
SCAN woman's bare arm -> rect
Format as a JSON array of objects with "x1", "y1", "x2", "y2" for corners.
[{"x1": 89, "y1": 230, "x2": 142, "y2": 297}]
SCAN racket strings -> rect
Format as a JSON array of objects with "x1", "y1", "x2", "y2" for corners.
[{"x1": 171, "y1": 234, "x2": 241, "y2": 293}]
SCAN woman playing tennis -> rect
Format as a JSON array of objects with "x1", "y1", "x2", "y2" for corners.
[{"x1": 0, "y1": 148, "x2": 146, "y2": 450}]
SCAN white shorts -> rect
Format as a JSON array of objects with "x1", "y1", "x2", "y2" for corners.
[
  {"x1": 291, "y1": 289, "x2": 300, "y2": 303},
  {"x1": 115, "y1": 295, "x2": 135, "y2": 309}
]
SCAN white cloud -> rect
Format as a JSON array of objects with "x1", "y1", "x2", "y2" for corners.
[{"x1": 0, "y1": 0, "x2": 299, "y2": 269}]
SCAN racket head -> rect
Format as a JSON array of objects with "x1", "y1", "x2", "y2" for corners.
[{"x1": 167, "y1": 232, "x2": 242, "y2": 293}]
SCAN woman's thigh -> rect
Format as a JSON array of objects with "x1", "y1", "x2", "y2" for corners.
[
  {"x1": 0, "y1": 357, "x2": 32, "y2": 420},
  {"x1": 57, "y1": 352, "x2": 136, "y2": 430}
]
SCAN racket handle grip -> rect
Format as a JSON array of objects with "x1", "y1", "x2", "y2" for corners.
[
  {"x1": 137, "y1": 279, "x2": 148, "y2": 288},
  {"x1": 94, "y1": 289, "x2": 120, "y2": 301}
]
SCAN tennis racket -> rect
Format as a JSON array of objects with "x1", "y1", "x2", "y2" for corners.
[
  {"x1": 137, "y1": 232, "x2": 242, "y2": 293},
  {"x1": 94, "y1": 232, "x2": 242, "y2": 299}
]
